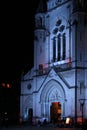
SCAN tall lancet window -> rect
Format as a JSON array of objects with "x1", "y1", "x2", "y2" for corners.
[
  {"x1": 78, "y1": 0, "x2": 85, "y2": 8},
  {"x1": 36, "y1": 17, "x2": 42, "y2": 28},
  {"x1": 39, "y1": 17, "x2": 42, "y2": 28},
  {"x1": 62, "y1": 33, "x2": 66, "y2": 60},
  {"x1": 57, "y1": 34, "x2": 61, "y2": 61},
  {"x1": 53, "y1": 37, "x2": 56, "y2": 62},
  {"x1": 73, "y1": 0, "x2": 85, "y2": 10}
]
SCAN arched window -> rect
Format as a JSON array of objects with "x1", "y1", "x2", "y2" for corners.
[
  {"x1": 73, "y1": 0, "x2": 85, "y2": 10},
  {"x1": 57, "y1": 34, "x2": 61, "y2": 61},
  {"x1": 36, "y1": 17, "x2": 43, "y2": 28},
  {"x1": 53, "y1": 37, "x2": 56, "y2": 62},
  {"x1": 39, "y1": 17, "x2": 42, "y2": 27},
  {"x1": 62, "y1": 33, "x2": 66, "y2": 60}
]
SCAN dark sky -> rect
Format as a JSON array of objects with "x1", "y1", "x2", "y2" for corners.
[{"x1": 0, "y1": 1, "x2": 40, "y2": 83}]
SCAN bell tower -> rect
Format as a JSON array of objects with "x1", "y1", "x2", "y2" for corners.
[{"x1": 34, "y1": 0, "x2": 48, "y2": 73}]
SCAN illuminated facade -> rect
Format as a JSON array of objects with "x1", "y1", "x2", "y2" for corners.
[{"x1": 20, "y1": 0, "x2": 87, "y2": 123}]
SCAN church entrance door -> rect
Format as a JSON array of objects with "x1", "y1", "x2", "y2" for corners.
[
  {"x1": 28, "y1": 108, "x2": 33, "y2": 123},
  {"x1": 50, "y1": 102, "x2": 61, "y2": 123}
]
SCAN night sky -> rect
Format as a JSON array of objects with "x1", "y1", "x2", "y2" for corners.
[
  {"x1": 0, "y1": 0, "x2": 40, "y2": 84},
  {"x1": 0, "y1": 0, "x2": 41, "y2": 118}
]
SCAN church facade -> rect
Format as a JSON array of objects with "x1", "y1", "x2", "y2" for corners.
[{"x1": 20, "y1": 0, "x2": 87, "y2": 124}]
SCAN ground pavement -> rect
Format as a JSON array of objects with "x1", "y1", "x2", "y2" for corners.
[{"x1": 0, "y1": 124, "x2": 82, "y2": 130}]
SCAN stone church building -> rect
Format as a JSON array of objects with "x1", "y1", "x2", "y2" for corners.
[{"x1": 20, "y1": 0, "x2": 87, "y2": 124}]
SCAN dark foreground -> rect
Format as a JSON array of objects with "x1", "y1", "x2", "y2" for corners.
[{"x1": 0, "y1": 123, "x2": 83, "y2": 130}]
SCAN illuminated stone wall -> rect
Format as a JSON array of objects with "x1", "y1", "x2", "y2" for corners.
[{"x1": 20, "y1": 0, "x2": 87, "y2": 123}]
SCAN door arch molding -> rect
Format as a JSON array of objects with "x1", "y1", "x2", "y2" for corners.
[
  {"x1": 40, "y1": 79, "x2": 66, "y2": 102},
  {"x1": 40, "y1": 79, "x2": 66, "y2": 121}
]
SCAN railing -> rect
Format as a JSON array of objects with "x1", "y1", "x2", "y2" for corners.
[{"x1": 36, "y1": 62, "x2": 72, "y2": 76}]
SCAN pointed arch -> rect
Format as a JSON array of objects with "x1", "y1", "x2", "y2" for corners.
[{"x1": 40, "y1": 79, "x2": 66, "y2": 103}]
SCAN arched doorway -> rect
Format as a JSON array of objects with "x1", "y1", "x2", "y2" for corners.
[
  {"x1": 50, "y1": 102, "x2": 61, "y2": 123},
  {"x1": 40, "y1": 79, "x2": 66, "y2": 122},
  {"x1": 28, "y1": 108, "x2": 33, "y2": 123}
]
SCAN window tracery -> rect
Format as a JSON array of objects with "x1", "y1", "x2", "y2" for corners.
[{"x1": 52, "y1": 19, "x2": 66, "y2": 62}]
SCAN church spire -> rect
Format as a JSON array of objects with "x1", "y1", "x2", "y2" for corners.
[{"x1": 36, "y1": 0, "x2": 47, "y2": 13}]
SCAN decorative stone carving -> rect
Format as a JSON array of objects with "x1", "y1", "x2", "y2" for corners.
[
  {"x1": 49, "y1": 89, "x2": 61, "y2": 101},
  {"x1": 56, "y1": 19, "x2": 62, "y2": 26},
  {"x1": 53, "y1": 28, "x2": 58, "y2": 34},
  {"x1": 59, "y1": 25, "x2": 65, "y2": 32}
]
